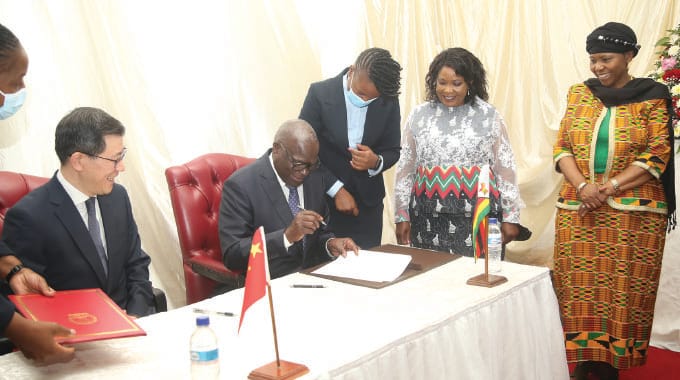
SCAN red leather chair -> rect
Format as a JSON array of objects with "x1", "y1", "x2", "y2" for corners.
[
  {"x1": 164, "y1": 153, "x2": 255, "y2": 304},
  {"x1": 0, "y1": 171, "x2": 49, "y2": 232}
]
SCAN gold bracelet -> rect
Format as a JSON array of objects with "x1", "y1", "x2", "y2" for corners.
[{"x1": 610, "y1": 178, "x2": 621, "y2": 194}]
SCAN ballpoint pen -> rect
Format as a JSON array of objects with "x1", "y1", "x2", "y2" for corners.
[
  {"x1": 290, "y1": 284, "x2": 326, "y2": 288},
  {"x1": 297, "y1": 205, "x2": 327, "y2": 226},
  {"x1": 193, "y1": 308, "x2": 235, "y2": 317}
]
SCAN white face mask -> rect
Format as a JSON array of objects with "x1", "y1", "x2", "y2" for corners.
[{"x1": 0, "y1": 88, "x2": 27, "y2": 120}]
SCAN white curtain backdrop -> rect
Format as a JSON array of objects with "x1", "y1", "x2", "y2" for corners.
[{"x1": 1, "y1": 1, "x2": 679, "y2": 347}]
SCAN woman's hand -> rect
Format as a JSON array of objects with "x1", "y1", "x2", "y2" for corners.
[
  {"x1": 348, "y1": 144, "x2": 379, "y2": 171},
  {"x1": 395, "y1": 222, "x2": 411, "y2": 245},
  {"x1": 578, "y1": 183, "x2": 607, "y2": 216},
  {"x1": 334, "y1": 187, "x2": 359, "y2": 216},
  {"x1": 501, "y1": 222, "x2": 519, "y2": 244}
]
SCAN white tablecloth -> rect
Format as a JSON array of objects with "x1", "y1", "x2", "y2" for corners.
[
  {"x1": 650, "y1": 140, "x2": 680, "y2": 352},
  {"x1": 0, "y1": 257, "x2": 569, "y2": 380}
]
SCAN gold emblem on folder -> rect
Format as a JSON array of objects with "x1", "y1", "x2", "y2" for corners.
[{"x1": 68, "y1": 312, "x2": 98, "y2": 325}]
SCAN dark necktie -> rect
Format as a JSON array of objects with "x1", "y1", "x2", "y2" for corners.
[
  {"x1": 287, "y1": 185, "x2": 300, "y2": 216},
  {"x1": 287, "y1": 186, "x2": 305, "y2": 253},
  {"x1": 85, "y1": 197, "x2": 108, "y2": 277}
]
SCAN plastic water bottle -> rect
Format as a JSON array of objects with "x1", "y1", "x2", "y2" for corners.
[
  {"x1": 190, "y1": 315, "x2": 220, "y2": 379},
  {"x1": 487, "y1": 218, "x2": 502, "y2": 273}
]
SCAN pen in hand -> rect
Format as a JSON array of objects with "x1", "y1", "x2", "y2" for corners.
[
  {"x1": 297, "y1": 205, "x2": 327, "y2": 226},
  {"x1": 193, "y1": 308, "x2": 235, "y2": 317}
]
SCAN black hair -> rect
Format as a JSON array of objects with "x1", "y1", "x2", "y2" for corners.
[
  {"x1": 55, "y1": 107, "x2": 126, "y2": 164},
  {"x1": 425, "y1": 47, "x2": 488, "y2": 105},
  {"x1": 354, "y1": 48, "x2": 402, "y2": 98},
  {"x1": 0, "y1": 23, "x2": 21, "y2": 65}
]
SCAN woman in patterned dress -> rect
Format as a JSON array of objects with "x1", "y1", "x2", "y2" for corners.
[
  {"x1": 552, "y1": 22, "x2": 676, "y2": 380},
  {"x1": 393, "y1": 47, "x2": 523, "y2": 256}
]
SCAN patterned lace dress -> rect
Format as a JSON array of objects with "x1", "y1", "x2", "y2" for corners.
[{"x1": 394, "y1": 99, "x2": 522, "y2": 256}]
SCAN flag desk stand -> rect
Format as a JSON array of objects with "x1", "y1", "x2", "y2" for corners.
[
  {"x1": 468, "y1": 170, "x2": 507, "y2": 288},
  {"x1": 248, "y1": 284, "x2": 309, "y2": 380},
  {"x1": 242, "y1": 228, "x2": 310, "y2": 379},
  {"x1": 466, "y1": 272, "x2": 507, "y2": 287},
  {"x1": 248, "y1": 360, "x2": 310, "y2": 380},
  {"x1": 466, "y1": 241, "x2": 507, "y2": 288}
]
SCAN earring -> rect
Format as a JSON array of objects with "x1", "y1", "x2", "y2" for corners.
[{"x1": 467, "y1": 89, "x2": 470, "y2": 97}]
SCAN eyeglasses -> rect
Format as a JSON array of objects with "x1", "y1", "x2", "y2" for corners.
[
  {"x1": 280, "y1": 145, "x2": 320, "y2": 173},
  {"x1": 88, "y1": 148, "x2": 127, "y2": 167}
]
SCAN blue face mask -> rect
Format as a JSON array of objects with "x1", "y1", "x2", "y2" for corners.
[
  {"x1": 346, "y1": 73, "x2": 376, "y2": 108},
  {"x1": 347, "y1": 87, "x2": 376, "y2": 108},
  {"x1": 0, "y1": 88, "x2": 27, "y2": 120}
]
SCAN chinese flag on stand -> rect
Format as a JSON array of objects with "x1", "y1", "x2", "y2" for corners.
[
  {"x1": 238, "y1": 226, "x2": 270, "y2": 333},
  {"x1": 471, "y1": 165, "x2": 491, "y2": 261}
]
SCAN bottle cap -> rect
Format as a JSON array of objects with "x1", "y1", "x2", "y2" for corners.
[
  {"x1": 196, "y1": 315, "x2": 210, "y2": 326},
  {"x1": 489, "y1": 218, "x2": 498, "y2": 223}
]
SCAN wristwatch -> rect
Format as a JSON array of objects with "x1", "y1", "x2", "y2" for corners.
[
  {"x1": 5, "y1": 264, "x2": 24, "y2": 283},
  {"x1": 373, "y1": 155, "x2": 383, "y2": 171}
]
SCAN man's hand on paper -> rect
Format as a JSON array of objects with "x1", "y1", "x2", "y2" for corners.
[
  {"x1": 327, "y1": 238, "x2": 360, "y2": 258},
  {"x1": 285, "y1": 209, "x2": 326, "y2": 243},
  {"x1": 313, "y1": 249, "x2": 412, "y2": 282}
]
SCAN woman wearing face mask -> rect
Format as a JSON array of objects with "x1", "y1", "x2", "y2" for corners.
[
  {"x1": 0, "y1": 22, "x2": 75, "y2": 364},
  {"x1": 552, "y1": 22, "x2": 675, "y2": 380},
  {"x1": 299, "y1": 48, "x2": 402, "y2": 249},
  {"x1": 0, "y1": 24, "x2": 27, "y2": 119},
  {"x1": 394, "y1": 47, "x2": 524, "y2": 256}
]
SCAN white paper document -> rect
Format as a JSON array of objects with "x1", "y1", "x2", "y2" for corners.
[{"x1": 312, "y1": 250, "x2": 412, "y2": 282}]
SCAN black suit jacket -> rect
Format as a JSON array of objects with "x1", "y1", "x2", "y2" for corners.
[
  {"x1": 0, "y1": 241, "x2": 11, "y2": 256},
  {"x1": 0, "y1": 243, "x2": 16, "y2": 331},
  {"x1": 0, "y1": 297, "x2": 13, "y2": 333},
  {"x1": 219, "y1": 151, "x2": 334, "y2": 279},
  {"x1": 299, "y1": 68, "x2": 401, "y2": 208},
  {"x1": 1, "y1": 175, "x2": 153, "y2": 316}
]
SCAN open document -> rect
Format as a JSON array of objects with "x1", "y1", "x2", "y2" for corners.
[{"x1": 312, "y1": 250, "x2": 412, "y2": 282}]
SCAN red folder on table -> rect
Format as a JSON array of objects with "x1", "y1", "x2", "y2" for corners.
[{"x1": 9, "y1": 288, "x2": 146, "y2": 344}]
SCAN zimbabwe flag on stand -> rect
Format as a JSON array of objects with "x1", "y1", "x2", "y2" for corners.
[{"x1": 471, "y1": 165, "x2": 491, "y2": 260}]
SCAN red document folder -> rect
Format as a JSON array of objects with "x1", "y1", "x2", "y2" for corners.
[{"x1": 9, "y1": 288, "x2": 146, "y2": 344}]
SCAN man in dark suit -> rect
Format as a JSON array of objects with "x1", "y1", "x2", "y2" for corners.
[
  {"x1": 299, "y1": 47, "x2": 402, "y2": 249},
  {"x1": 1, "y1": 107, "x2": 154, "y2": 317},
  {"x1": 219, "y1": 119, "x2": 359, "y2": 279}
]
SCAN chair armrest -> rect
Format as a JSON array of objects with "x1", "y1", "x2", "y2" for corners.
[
  {"x1": 152, "y1": 287, "x2": 167, "y2": 313},
  {"x1": 188, "y1": 256, "x2": 244, "y2": 287}
]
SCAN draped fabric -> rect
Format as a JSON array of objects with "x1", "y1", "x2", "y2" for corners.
[{"x1": 0, "y1": 0, "x2": 678, "y2": 312}]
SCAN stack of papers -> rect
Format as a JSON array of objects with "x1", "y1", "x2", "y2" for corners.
[{"x1": 312, "y1": 250, "x2": 412, "y2": 282}]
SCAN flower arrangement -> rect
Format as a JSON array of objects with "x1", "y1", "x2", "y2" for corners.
[{"x1": 648, "y1": 23, "x2": 680, "y2": 138}]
